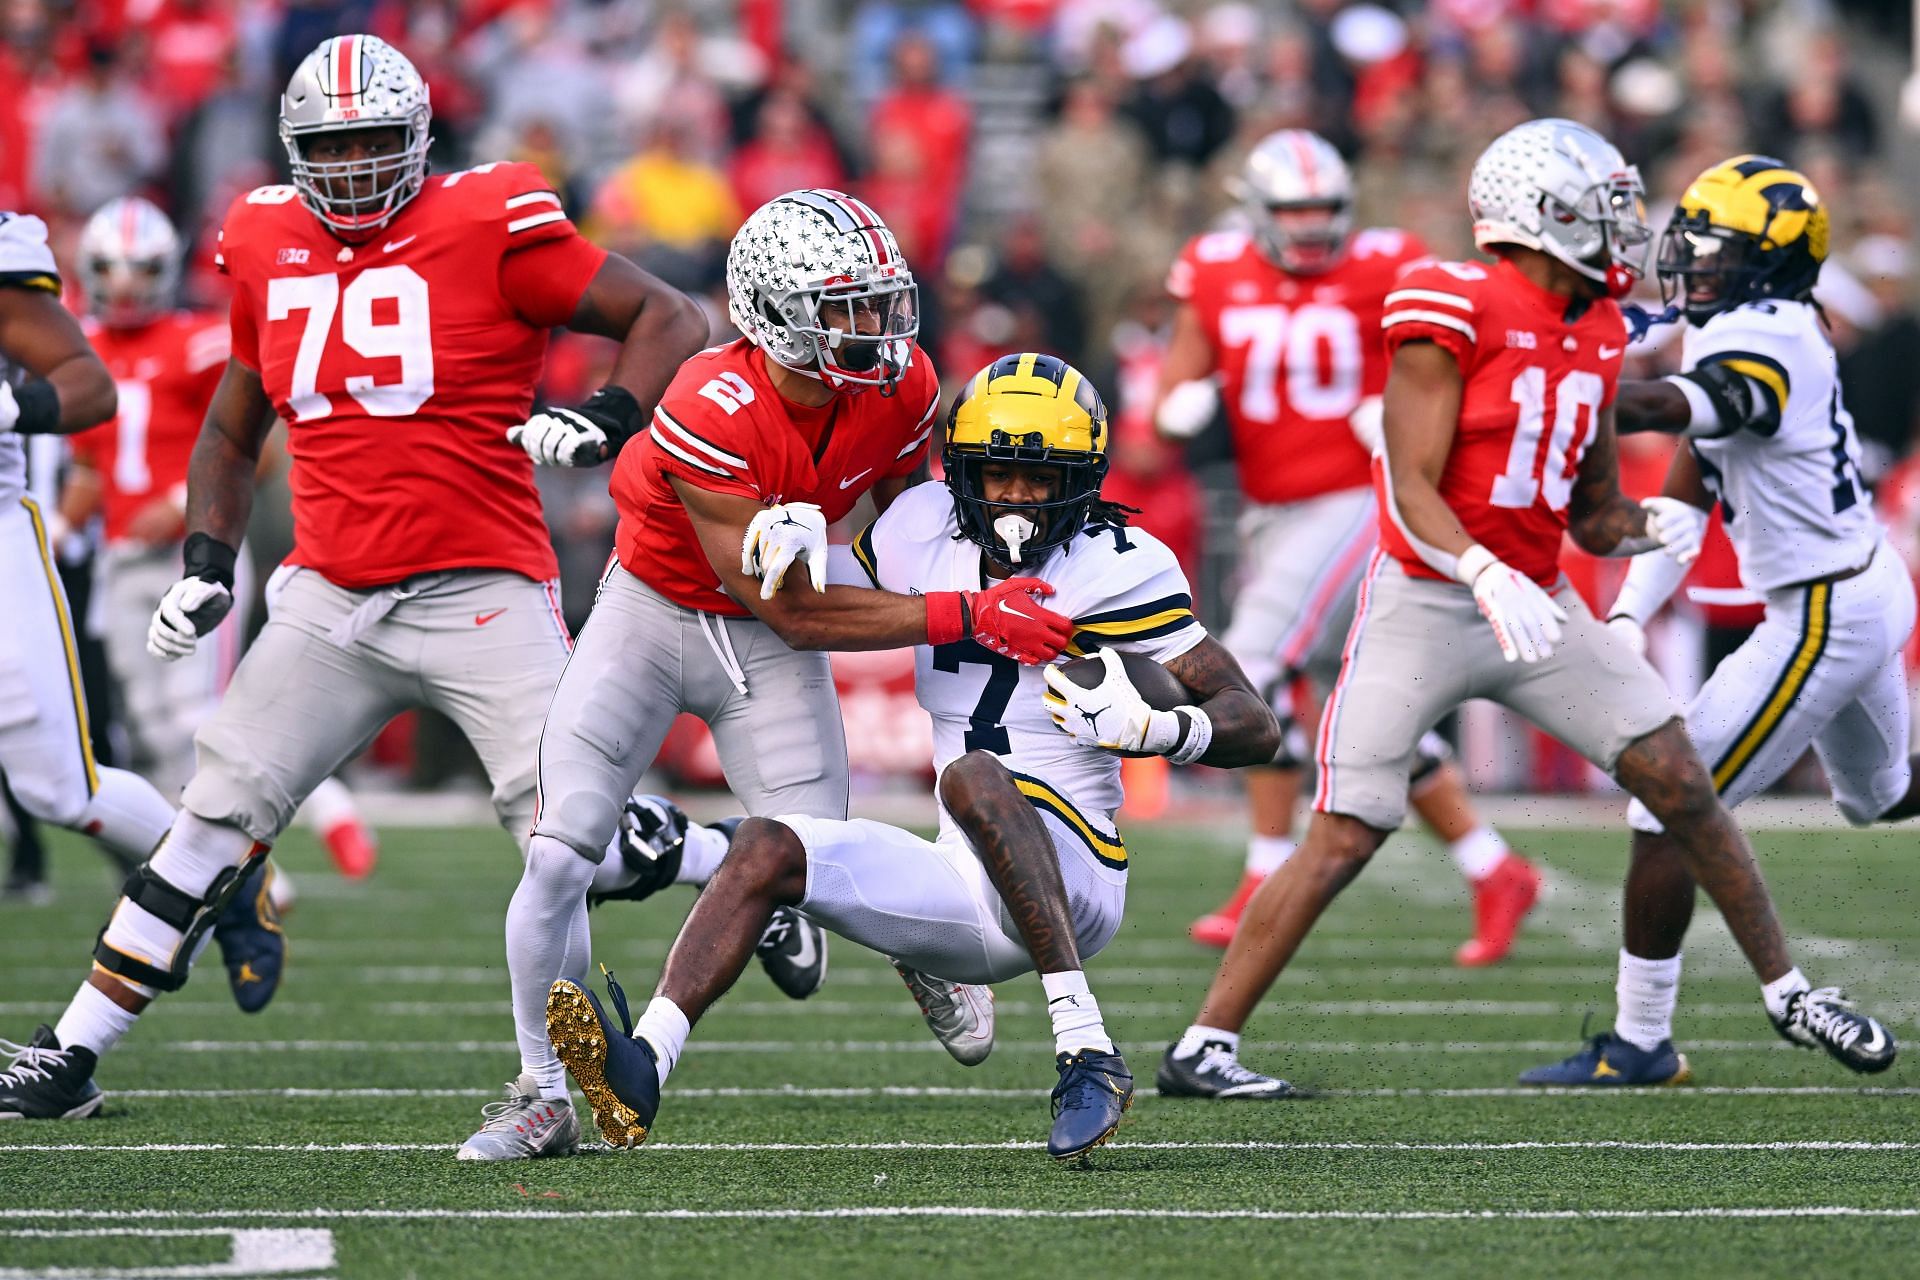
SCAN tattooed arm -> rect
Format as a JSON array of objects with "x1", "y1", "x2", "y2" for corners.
[
  {"x1": 1567, "y1": 404, "x2": 1656, "y2": 557},
  {"x1": 1161, "y1": 636, "x2": 1281, "y2": 768}
]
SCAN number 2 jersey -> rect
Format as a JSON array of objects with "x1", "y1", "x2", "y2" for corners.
[
  {"x1": 1377, "y1": 256, "x2": 1626, "y2": 587},
  {"x1": 844, "y1": 482, "x2": 1207, "y2": 846},
  {"x1": 1167, "y1": 226, "x2": 1427, "y2": 505},
  {"x1": 216, "y1": 161, "x2": 608, "y2": 588},
  {"x1": 1681, "y1": 300, "x2": 1878, "y2": 591}
]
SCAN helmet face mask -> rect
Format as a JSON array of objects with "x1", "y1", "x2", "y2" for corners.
[
  {"x1": 1655, "y1": 156, "x2": 1827, "y2": 325},
  {"x1": 78, "y1": 196, "x2": 180, "y2": 328},
  {"x1": 279, "y1": 35, "x2": 432, "y2": 239}
]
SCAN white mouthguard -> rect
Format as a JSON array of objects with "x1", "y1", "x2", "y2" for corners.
[{"x1": 993, "y1": 513, "x2": 1037, "y2": 564}]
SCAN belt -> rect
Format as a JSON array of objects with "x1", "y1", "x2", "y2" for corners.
[{"x1": 1786, "y1": 544, "x2": 1876, "y2": 591}]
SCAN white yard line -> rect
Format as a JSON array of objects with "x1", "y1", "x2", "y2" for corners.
[{"x1": 4, "y1": 1140, "x2": 1917, "y2": 1155}]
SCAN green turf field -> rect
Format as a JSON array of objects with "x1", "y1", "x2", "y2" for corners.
[{"x1": 3, "y1": 819, "x2": 1917, "y2": 1278}]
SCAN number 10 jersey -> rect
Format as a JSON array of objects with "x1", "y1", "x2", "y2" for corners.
[{"x1": 216, "y1": 161, "x2": 608, "y2": 588}]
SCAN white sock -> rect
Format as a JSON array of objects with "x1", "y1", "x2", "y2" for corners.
[
  {"x1": 1040, "y1": 970, "x2": 1114, "y2": 1055},
  {"x1": 53, "y1": 981, "x2": 139, "y2": 1057},
  {"x1": 506, "y1": 835, "x2": 597, "y2": 1097},
  {"x1": 300, "y1": 776, "x2": 360, "y2": 833},
  {"x1": 674, "y1": 823, "x2": 731, "y2": 887},
  {"x1": 1613, "y1": 949, "x2": 1682, "y2": 1050},
  {"x1": 1245, "y1": 836, "x2": 1295, "y2": 877},
  {"x1": 634, "y1": 996, "x2": 691, "y2": 1085},
  {"x1": 78, "y1": 767, "x2": 175, "y2": 862},
  {"x1": 588, "y1": 848, "x2": 638, "y2": 895},
  {"x1": 1172, "y1": 1023, "x2": 1239, "y2": 1059},
  {"x1": 1762, "y1": 966, "x2": 1810, "y2": 1020},
  {"x1": 1448, "y1": 825, "x2": 1509, "y2": 881}
]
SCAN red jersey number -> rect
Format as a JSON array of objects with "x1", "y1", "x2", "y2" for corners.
[
  {"x1": 1489, "y1": 367, "x2": 1606, "y2": 512},
  {"x1": 1217, "y1": 302, "x2": 1363, "y2": 423},
  {"x1": 265, "y1": 266, "x2": 435, "y2": 420}
]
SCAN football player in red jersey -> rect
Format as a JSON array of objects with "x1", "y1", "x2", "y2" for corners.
[
  {"x1": 7, "y1": 35, "x2": 709, "y2": 1134},
  {"x1": 1156, "y1": 130, "x2": 1540, "y2": 965},
  {"x1": 1156, "y1": 119, "x2": 1892, "y2": 1099},
  {"x1": 62, "y1": 196, "x2": 379, "y2": 880},
  {"x1": 507, "y1": 190, "x2": 1077, "y2": 1153}
]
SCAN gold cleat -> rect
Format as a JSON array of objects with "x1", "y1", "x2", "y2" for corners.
[{"x1": 545, "y1": 978, "x2": 658, "y2": 1148}]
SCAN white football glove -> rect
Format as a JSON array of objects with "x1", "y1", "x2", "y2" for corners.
[
  {"x1": 147, "y1": 577, "x2": 235, "y2": 661},
  {"x1": 1606, "y1": 614, "x2": 1648, "y2": 657},
  {"x1": 507, "y1": 407, "x2": 609, "y2": 467},
  {"x1": 1641, "y1": 496, "x2": 1708, "y2": 566},
  {"x1": 1348, "y1": 395, "x2": 1385, "y2": 455},
  {"x1": 0, "y1": 381, "x2": 16, "y2": 433},
  {"x1": 741, "y1": 501, "x2": 829, "y2": 601},
  {"x1": 1459, "y1": 545, "x2": 1567, "y2": 664},
  {"x1": 1155, "y1": 378, "x2": 1218, "y2": 440},
  {"x1": 1040, "y1": 647, "x2": 1217, "y2": 765}
]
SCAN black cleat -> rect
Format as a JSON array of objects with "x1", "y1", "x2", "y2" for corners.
[
  {"x1": 1772, "y1": 987, "x2": 1897, "y2": 1074},
  {"x1": 0, "y1": 1025, "x2": 103, "y2": 1120},
  {"x1": 588, "y1": 796, "x2": 688, "y2": 908},
  {"x1": 213, "y1": 860, "x2": 284, "y2": 1014},
  {"x1": 1048, "y1": 1049, "x2": 1133, "y2": 1160},
  {"x1": 1156, "y1": 1039, "x2": 1303, "y2": 1099},
  {"x1": 756, "y1": 906, "x2": 828, "y2": 1000}
]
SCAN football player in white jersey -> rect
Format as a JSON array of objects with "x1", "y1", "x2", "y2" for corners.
[
  {"x1": 1525, "y1": 158, "x2": 1907, "y2": 1085},
  {"x1": 543, "y1": 354, "x2": 1281, "y2": 1160}
]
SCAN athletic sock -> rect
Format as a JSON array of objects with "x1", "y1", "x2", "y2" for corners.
[
  {"x1": 588, "y1": 852, "x2": 639, "y2": 895},
  {"x1": 1245, "y1": 836, "x2": 1295, "y2": 877},
  {"x1": 1762, "y1": 966, "x2": 1811, "y2": 1021},
  {"x1": 300, "y1": 776, "x2": 360, "y2": 834},
  {"x1": 634, "y1": 996, "x2": 691, "y2": 1085},
  {"x1": 1613, "y1": 949, "x2": 1682, "y2": 1051},
  {"x1": 673, "y1": 823, "x2": 730, "y2": 887},
  {"x1": 1172, "y1": 1024, "x2": 1239, "y2": 1059},
  {"x1": 1041, "y1": 970, "x2": 1114, "y2": 1055},
  {"x1": 52, "y1": 981, "x2": 139, "y2": 1057},
  {"x1": 506, "y1": 835, "x2": 597, "y2": 1098},
  {"x1": 1448, "y1": 825, "x2": 1510, "y2": 882}
]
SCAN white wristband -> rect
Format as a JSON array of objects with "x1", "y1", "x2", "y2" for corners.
[
  {"x1": 1454, "y1": 543, "x2": 1497, "y2": 587},
  {"x1": 1166, "y1": 706, "x2": 1214, "y2": 765}
]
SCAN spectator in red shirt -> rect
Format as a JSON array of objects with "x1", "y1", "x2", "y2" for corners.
[
  {"x1": 730, "y1": 89, "x2": 846, "y2": 216},
  {"x1": 872, "y1": 31, "x2": 971, "y2": 216}
]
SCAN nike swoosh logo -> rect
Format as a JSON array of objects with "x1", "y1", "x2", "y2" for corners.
[
  {"x1": 997, "y1": 599, "x2": 1030, "y2": 618},
  {"x1": 1861, "y1": 1022, "x2": 1889, "y2": 1054},
  {"x1": 787, "y1": 925, "x2": 819, "y2": 970},
  {"x1": 474, "y1": 609, "x2": 507, "y2": 626},
  {"x1": 384, "y1": 235, "x2": 418, "y2": 254},
  {"x1": 839, "y1": 468, "x2": 874, "y2": 490},
  {"x1": 1598, "y1": 345, "x2": 1622, "y2": 359}
]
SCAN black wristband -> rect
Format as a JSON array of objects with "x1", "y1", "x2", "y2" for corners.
[
  {"x1": 583, "y1": 385, "x2": 643, "y2": 452},
  {"x1": 10, "y1": 379, "x2": 59, "y2": 434},
  {"x1": 182, "y1": 532, "x2": 238, "y2": 589}
]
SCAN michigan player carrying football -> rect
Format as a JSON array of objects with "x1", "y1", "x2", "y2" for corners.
[
  {"x1": 0, "y1": 35, "x2": 709, "y2": 1128},
  {"x1": 1156, "y1": 120, "x2": 1895, "y2": 1101},
  {"x1": 543, "y1": 355, "x2": 1279, "y2": 1159},
  {"x1": 1524, "y1": 158, "x2": 1906, "y2": 1084},
  {"x1": 502, "y1": 194, "x2": 1084, "y2": 1161},
  {"x1": 62, "y1": 197, "x2": 378, "y2": 878},
  {"x1": 1157, "y1": 130, "x2": 1540, "y2": 965}
]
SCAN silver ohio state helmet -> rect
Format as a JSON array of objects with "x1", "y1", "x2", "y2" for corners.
[
  {"x1": 726, "y1": 189, "x2": 918, "y2": 394},
  {"x1": 279, "y1": 34, "x2": 431, "y2": 237},
  {"x1": 78, "y1": 196, "x2": 180, "y2": 328},
  {"x1": 1469, "y1": 117, "x2": 1651, "y2": 297},
  {"x1": 1227, "y1": 130, "x2": 1354, "y2": 274}
]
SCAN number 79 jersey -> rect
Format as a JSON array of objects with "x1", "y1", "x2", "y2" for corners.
[
  {"x1": 847, "y1": 483, "x2": 1208, "y2": 836},
  {"x1": 1376, "y1": 257, "x2": 1626, "y2": 588},
  {"x1": 216, "y1": 161, "x2": 609, "y2": 588}
]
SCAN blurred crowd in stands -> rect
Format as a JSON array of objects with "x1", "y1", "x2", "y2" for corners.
[{"x1": 4, "y1": 1, "x2": 1918, "y2": 770}]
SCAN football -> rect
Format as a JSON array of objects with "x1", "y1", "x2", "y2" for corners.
[{"x1": 1055, "y1": 650, "x2": 1192, "y2": 757}]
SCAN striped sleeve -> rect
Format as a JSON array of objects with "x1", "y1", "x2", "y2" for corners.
[
  {"x1": 646, "y1": 402, "x2": 760, "y2": 499},
  {"x1": 1696, "y1": 350, "x2": 1789, "y2": 434},
  {"x1": 1381, "y1": 263, "x2": 1482, "y2": 367},
  {"x1": 1066, "y1": 529, "x2": 1206, "y2": 662},
  {"x1": 888, "y1": 385, "x2": 941, "y2": 474}
]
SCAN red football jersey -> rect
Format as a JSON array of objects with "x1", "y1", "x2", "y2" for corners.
[
  {"x1": 1375, "y1": 257, "x2": 1627, "y2": 587},
  {"x1": 1167, "y1": 226, "x2": 1428, "y2": 505},
  {"x1": 216, "y1": 161, "x2": 608, "y2": 588},
  {"x1": 612, "y1": 338, "x2": 939, "y2": 616},
  {"x1": 70, "y1": 310, "x2": 228, "y2": 545}
]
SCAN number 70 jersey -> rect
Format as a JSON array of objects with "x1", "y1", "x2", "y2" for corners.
[
  {"x1": 1376, "y1": 256, "x2": 1627, "y2": 588},
  {"x1": 847, "y1": 482, "x2": 1208, "y2": 830}
]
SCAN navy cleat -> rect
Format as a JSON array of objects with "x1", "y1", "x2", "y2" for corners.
[
  {"x1": 1047, "y1": 1049, "x2": 1133, "y2": 1161},
  {"x1": 0, "y1": 1025, "x2": 103, "y2": 1120},
  {"x1": 1771, "y1": 987, "x2": 1897, "y2": 1074},
  {"x1": 588, "y1": 796, "x2": 689, "y2": 909},
  {"x1": 1519, "y1": 1031, "x2": 1691, "y2": 1086},
  {"x1": 546, "y1": 968, "x2": 660, "y2": 1148},
  {"x1": 212, "y1": 859, "x2": 284, "y2": 1014}
]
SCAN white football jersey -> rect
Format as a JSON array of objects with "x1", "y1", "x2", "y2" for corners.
[
  {"x1": 846, "y1": 482, "x2": 1207, "y2": 852},
  {"x1": 1683, "y1": 300, "x2": 1880, "y2": 591},
  {"x1": 0, "y1": 212, "x2": 61, "y2": 510}
]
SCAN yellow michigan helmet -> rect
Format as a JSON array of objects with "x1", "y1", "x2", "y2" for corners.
[
  {"x1": 943, "y1": 353, "x2": 1111, "y2": 562},
  {"x1": 1656, "y1": 156, "x2": 1828, "y2": 324}
]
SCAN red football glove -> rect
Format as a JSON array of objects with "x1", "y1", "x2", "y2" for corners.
[{"x1": 926, "y1": 578, "x2": 1075, "y2": 663}]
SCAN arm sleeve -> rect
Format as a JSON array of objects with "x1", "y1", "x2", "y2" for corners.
[
  {"x1": 1680, "y1": 315, "x2": 1794, "y2": 437},
  {"x1": 1609, "y1": 547, "x2": 1689, "y2": 625},
  {"x1": 1381, "y1": 263, "x2": 1481, "y2": 369},
  {"x1": 1070, "y1": 530, "x2": 1207, "y2": 663}
]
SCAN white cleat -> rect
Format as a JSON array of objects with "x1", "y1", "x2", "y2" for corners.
[
  {"x1": 456, "y1": 1071, "x2": 580, "y2": 1161},
  {"x1": 893, "y1": 961, "x2": 994, "y2": 1065}
]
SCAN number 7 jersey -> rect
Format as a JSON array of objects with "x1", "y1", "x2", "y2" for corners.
[
  {"x1": 847, "y1": 482, "x2": 1208, "y2": 835},
  {"x1": 216, "y1": 161, "x2": 609, "y2": 588},
  {"x1": 1376, "y1": 257, "x2": 1626, "y2": 587}
]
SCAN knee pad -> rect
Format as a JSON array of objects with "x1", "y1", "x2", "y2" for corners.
[{"x1": 93, "y1": 843, "x2": 268, "y2": 993}]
